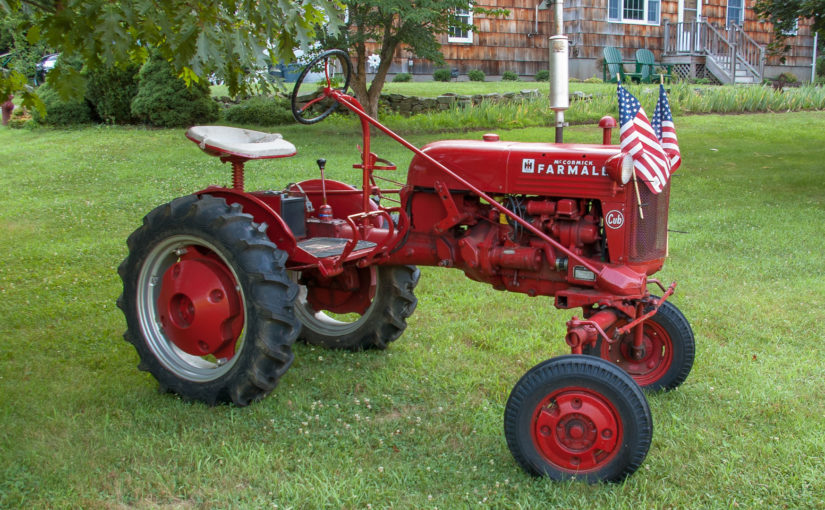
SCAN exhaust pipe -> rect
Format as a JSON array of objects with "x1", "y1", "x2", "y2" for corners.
[{"x1": 549, "y1": 0, "x2": 569, "y2": 143}]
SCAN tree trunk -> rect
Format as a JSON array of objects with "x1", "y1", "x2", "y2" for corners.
[{"x1": 350, "y1": 30, "x2": 399, "y2": 119}]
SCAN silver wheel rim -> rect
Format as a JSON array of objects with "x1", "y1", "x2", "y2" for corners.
[
  {"x1": 136, "y1": 235, "x2": 246, "y2": 382},
  {"x1": 290, "y1": 268, "x2": 380, "y2": 336}
]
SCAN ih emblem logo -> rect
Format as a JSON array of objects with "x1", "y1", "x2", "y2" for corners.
[
  {"x1": 521, "y1": 158, "x2": 535, "y2": 174},
  {"x1": 605, "y1": 210, "x2": 624, "y2": 229}
]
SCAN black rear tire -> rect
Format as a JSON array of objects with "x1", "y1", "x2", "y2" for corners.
[
  {"x1": 504, "y1": 355, "x2": 652, "y2": 482},
  {"x1": 117, "y1": 194, "x2": 299, "y2": 406},
  {"x1": 293, "y1": 265, "x2": 419, "y2": 351}
]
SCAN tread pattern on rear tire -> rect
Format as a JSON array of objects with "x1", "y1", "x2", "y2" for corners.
[
  {"x1": 118, "y1": 194, "x2": 299, "y2": 406},
  {"x1": 298, "y1": 265, "x2": 420, "y2": 351}
]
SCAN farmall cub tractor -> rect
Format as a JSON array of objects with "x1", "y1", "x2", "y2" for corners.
[{"x1": 118, "y1": 50, "x2": 694, "y2": 482}]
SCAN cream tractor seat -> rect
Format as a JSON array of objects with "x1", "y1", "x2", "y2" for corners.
[{"x1": 185, "y1": 126, "x2": 297, "y2": 160}]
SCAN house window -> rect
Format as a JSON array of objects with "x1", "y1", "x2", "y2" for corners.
[
  {"x1": 608, "y1": 0, "x2": 660, "y2": 25},
  {"x1": 448, "y1": 7, "x2": 473, "y2": 43},
  {"x1": 782, "y1": 18, "x2": 799, "y2": 36},
  {"x1": 726, "y1": 0, "x2": 744, "y2": 27}
]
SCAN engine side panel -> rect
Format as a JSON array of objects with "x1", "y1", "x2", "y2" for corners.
[{"x1": 407, "y1": 139, "x2": 625, "y2": 197}]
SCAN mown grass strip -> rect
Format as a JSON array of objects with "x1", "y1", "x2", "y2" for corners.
[{"x1": 1, "y1": 112, "x2": 824, "y2": 508}]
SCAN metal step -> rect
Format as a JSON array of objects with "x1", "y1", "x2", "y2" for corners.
[{"x1": 297, "y1": 237, "x2": 376, "y2": 258}]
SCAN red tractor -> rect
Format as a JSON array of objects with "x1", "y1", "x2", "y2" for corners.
[{"x1": 118, "y1": 50, "x2": 694, "y2": 482}]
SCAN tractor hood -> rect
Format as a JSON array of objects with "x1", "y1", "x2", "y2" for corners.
[{"x1": 407, "y1": 139, "x2": 623, "y2": 197}]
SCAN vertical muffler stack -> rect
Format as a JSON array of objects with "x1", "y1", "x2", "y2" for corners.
[{"x1": 549, "y1": 0, "x2": 569, "y2": 143}]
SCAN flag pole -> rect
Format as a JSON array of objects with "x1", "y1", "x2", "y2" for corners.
[
  {"x1": 632, "y1": 172, "x2": 644, "y2": 220},
  {"x1": 620, "y1": 73, "x2": 645, "y2": 220}
]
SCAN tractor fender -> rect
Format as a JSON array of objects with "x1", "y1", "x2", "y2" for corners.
[{"x1": 196, "y1": 188, "x2": 297, "y2": 255}]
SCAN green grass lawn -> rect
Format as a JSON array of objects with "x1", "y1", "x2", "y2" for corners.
[{"x1": 1, "y1": 112, "x2": 825, "y2": 508}]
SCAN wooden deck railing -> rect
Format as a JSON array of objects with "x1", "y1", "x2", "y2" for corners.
[{"x1": 663, "y1": 21, "x2": 765, "y2": 83}]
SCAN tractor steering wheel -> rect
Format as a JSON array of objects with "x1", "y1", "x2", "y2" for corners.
[{"x1": 291, "y1": 49, "x2": 353, "y2": 125}]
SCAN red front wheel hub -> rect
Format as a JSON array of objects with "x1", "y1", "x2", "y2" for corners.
[
  {"x1": 156, "y1": 252, "x2": 243, "y2": 360},
  {"x1": 613, "y1": 321, "x2": 672, "y2": 387},
  {"x1": 532, "y1": 388, "x2": 622, "y2": 472}
]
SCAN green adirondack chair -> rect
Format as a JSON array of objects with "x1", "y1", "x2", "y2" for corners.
[
  {"x1": 635, "y1": 49, "x2": 673, "y2": 83},
  {"x1": 602, "y1": 47, "x2": 642, "y2": 83}
]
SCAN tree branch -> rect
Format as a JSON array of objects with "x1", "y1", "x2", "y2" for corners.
[{"x1": 19, "y1": 0, "x2": 58, "y2": 13}]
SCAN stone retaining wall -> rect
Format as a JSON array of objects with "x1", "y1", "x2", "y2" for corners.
[{"x1": 378, "y1": 89, "x2": 593, "y2": 116}]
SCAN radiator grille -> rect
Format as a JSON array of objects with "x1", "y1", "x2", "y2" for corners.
[{"x1": 628, "y1": 183, "x2": 670, "y2": 262}]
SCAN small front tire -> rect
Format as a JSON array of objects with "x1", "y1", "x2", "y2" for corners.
[
  {"x1": 583, "y1": 299, "x2": 695, "y2": 391},
  {"x1": 504, "y1": 355, "x2": 652, "y2": 482}
]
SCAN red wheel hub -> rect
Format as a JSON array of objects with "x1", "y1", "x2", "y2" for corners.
[
  {"x1": 156, "y1": 250, "x2": 243, "y2": 359},
  {"x1": 607, "y1": 320, "x2": 672, "y2": 386},
  {"x1": 531, "y1": 388, "x2": 622, "y2": 472}
]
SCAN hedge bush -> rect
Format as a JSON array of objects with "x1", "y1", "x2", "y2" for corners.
[
  {"x1": 433, "y1": 68, "x2": 452, "y2": 82},
  {"x1": 31, "y1": 83, "x2": 93, "y2": 126},
  {"x1": 131, "y1": 52, "x2": 218, "y2": 128},
  {"x1": 223, "y1": 95, "x2": 294, "y2": 126},
  {"x1": 502, "y1": 70, "x2": 520, "y2": 81},
  {"x1": 85, "y1": 64, "x2": 140, "y2": 124},
  {"x1": 534, "y1": 70, "x2": 550, "y2": 82},
  {"x1": 392, "y1": 72, "x2": 412, "y2": 83},
  {"x1": 468, "y1": 69, "x2": 485, "y2": 82}
]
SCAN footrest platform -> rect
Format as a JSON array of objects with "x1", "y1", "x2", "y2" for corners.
[{"x1": 297, "y1": 237, "x2": 376, "y2": 258}]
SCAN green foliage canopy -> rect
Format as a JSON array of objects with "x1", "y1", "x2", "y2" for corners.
[
  {"x1": 754, "y1": 0, "x2": 824, "y2": 52},
  {"x1": 320, "y1": 0, "x2": 505, "y2": 118},
  {"x1": 0, "y1": 0, "x2": 342, "y2": 112}
]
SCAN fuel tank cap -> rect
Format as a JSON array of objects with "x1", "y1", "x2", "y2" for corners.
[{"x1": 483, "y1": 133, "x2": 500, "y2": 142}]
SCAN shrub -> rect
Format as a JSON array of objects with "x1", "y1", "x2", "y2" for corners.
[
  {"x1": 468, "y1": 69, "x2": 485, "y2": 82},
  {"x1": 8, "y1": 106, "x2": 33, "y2": 129},
  {"x1": 775, "y1": 71, "x2": 799, "y2": 83},
  {"x1": 433, "y1": 68, "x2": 452, "y2": 82},
  {"x1": 534, "y1": 70, "x2": 550, "y2": 82},
  {"x1": 502, "y1": 70, "x2": 519, "y2": 81},
  {"x1": 31, "y1": 83, "x2": 94, "y2": 126},
  {"x1": 131, "y1": 52, "x2": 218, "y2": 128},
  {"x1": 223, "y1": 95, "x2": 294, "y2": 126},
  {"x1": 85, "y1": 64, "x2": 140, "y2": 124},
  {"x1": 392, "y1": 72, "x2": 412, "y2": 83},
  {"x1": 583, "y1": 77, "x2": 603, "y2": 84}
]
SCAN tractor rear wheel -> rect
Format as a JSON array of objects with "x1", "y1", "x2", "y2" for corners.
[
  {"x1": 583, "y1": 300, "x2": 694, "y2": 391},
  {"x1": 292, "y1": 265, "x2": 419, "y2": 350},
  {"x1": 504, "y1": 355, "x2": 652, "y2": 482},
  {"x1": 117, "y1": 194, "x2": 299, "y2": 406}
]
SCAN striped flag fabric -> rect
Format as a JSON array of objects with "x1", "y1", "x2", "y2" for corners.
[
  {"x1": 651, "y1": 83, "x2": 681, "y2": 173},
  {"x1": 617, "y1": 82, "x2": 671, "y2": 194}
]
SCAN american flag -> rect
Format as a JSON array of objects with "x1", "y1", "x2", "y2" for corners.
[
  {"x1": 651, "y1": 83, "x2": 681, "y2": 173},
  {"x1": 618, "y1": 82, "x2": 671, "y2": 194}
]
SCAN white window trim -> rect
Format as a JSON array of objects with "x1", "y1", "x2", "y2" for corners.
[
  {"x1": 782, "y1": 18, "x2": 799, "y2": 36},
  {"x1": 725, "y1": 0, "x2": 745, "y2": 27},
  {"x1": 607, "y1": 0, "x2": 661, "y2": 26},
  {"x1": 448, "y1": 7, "x2": 474, "y2": 44}
]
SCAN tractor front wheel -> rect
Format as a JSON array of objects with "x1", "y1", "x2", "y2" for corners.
[
  {"x1": 292, "y1": 265, "x2": 419, "y2": 350},
  {"x1": 583, "y1": 300, "x2": 694, "y2": 391},
  {"x1": 504, "y1": 355, "x2": 652, "y2": 482},
  {"x1": 118, "y1": 195, "x2": 299, "y2": 405}
]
